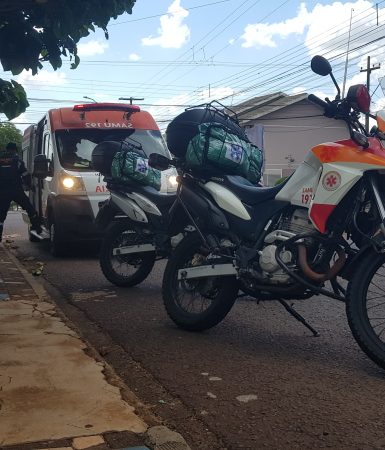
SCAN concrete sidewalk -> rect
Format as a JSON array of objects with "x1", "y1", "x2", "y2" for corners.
[{"x1": 0, "y1": 242, "x2": 190, "y2": 450}]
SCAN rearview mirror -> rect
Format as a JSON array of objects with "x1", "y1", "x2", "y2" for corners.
[
  {"x1": 33, "y1": 154, "x2": 50, "y2": 178},
  {"x1": 376, "y1": 109, "x2": 385, "y2": 133},
  {"x1": 311, "y1": 55, "x2": 332, "y2": 76},
  {"x1": 148, "y1": 153, "x2": 172, "y2": 171}
]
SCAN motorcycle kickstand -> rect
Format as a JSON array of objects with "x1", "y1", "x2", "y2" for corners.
[{"x1": 278, "y1": 299, "x2": 319, "y2": 337}]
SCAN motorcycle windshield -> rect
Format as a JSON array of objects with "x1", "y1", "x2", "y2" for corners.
[{"x1": 55, "y1": 129, "x2": 170, "y2": 171}]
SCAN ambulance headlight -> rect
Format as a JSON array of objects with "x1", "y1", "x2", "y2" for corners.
[
  {"x1": 59, "y1": 172, "x2": 86, "y2": 193},
  {"x1": 62, "y1": 177, "x2": 75, "y2": 189}
]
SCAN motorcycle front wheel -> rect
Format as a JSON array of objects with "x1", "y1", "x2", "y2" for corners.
[
  {"x1": 346, "y1": 250, "x2": 385, "y2": 370},
  {"x1": 99, "y1": 221, "x2": 156, "y2": 287},
  {"x1": 162, "y1": 233, "x2": 239, "y2": 331}
]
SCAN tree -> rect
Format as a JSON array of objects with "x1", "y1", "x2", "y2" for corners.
[
  {"x1": 0, "y1": 123, "x2": 23, "y2": 149},
  {"x1": 0, "y1": 0, "x2": 136, "y2": 119}
]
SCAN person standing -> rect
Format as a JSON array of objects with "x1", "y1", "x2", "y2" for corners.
[{"x1": 0, "y1": 142, "x2": 42, "y2": 242}]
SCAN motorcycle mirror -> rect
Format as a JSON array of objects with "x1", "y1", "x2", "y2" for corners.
[
  {"x1": 33, "y1": 154, "x2": 50, "y2": 178},
  {"x1": 311, "y1": 55, "x2": 332, "y2": 76},
  {"x1": 311, "y1": 55, "x2": 341, "y2": 99},
  {"x1": 148, "y1": 153, "x2": 172, "y2": 171},
  {"x1": 351, "y1": 130, "x2": 369, "y2": 148}
]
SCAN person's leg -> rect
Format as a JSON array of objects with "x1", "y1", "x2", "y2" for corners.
[
  {"x1": 12, "y1": 189, "x2": 42, "y2": 233},
  {"x1": 0, "y1": 191, "x2": 12, "y2": 242}
]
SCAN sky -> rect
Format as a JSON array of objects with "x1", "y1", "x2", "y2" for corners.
[{"x1": 2, "y1": 0, "x2": 385, "y2": 132}]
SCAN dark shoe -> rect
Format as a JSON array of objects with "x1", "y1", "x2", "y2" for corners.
[
  {"x1": 0, "y1": 224, "x2": 3, "y2": 242},
  {"x1": 30, "y1": 216, "x2": 42, "y2": 234}
]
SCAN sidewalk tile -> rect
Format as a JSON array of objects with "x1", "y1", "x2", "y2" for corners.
[{"x1": 73, "y1": 435, "x2": 105, "y2": 449}]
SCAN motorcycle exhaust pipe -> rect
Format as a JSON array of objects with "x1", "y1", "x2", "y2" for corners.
[
  {"x1": 178, "y1": 263, "x2": 237, "y2": 281},
  {"x1": 297, "y1": 244, "x2": 346, "y2": 282}
]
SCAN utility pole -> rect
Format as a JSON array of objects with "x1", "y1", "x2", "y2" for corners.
[
  {"x1": 360, "y1": 56, "x2": 380, "y2": 131},
  {"x1": 342, "y1": 8, "x2": 354, "y2": 99},
  {"x1": 118, "y1": 97, "x2": 144, "y2": 105}
]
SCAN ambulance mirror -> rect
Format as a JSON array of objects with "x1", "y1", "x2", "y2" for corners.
[{"x1": 33, "y1": 154, "x2": 50, "y2": 178}]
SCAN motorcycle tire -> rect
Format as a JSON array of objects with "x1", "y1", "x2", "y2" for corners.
[
  {"x1": 346, "y1": 250, "x2": 385, "y2": 370},
  {"x1": 99, "y1": 221, "x2": 156, "y2": 287},
  {"x1": 162, "y1": 232, "x2": 239, "y2": 331}
]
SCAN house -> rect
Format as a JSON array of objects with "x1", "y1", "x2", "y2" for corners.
[{"x1": 231, "y1": 92, "x2": 349, "y2": 185}]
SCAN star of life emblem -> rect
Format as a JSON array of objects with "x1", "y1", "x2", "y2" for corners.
[
  {"x1": 225, "y1": 143, "x2": 244, "y2": 163},
  {"x1": 322, "y1": 171, "x2": 341, "y2": 191},
  {"x1": 135, "y1": 157, "x2": 149, "y2": 175}
]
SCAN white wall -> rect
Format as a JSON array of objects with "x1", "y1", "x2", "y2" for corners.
[{"x1": 245, "y1": 99, "x2": 350, "y2": 185}]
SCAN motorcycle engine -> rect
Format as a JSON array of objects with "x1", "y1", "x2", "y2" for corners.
[{"x1": 258, "y1": 208, "x2": 315, "y2": 284}]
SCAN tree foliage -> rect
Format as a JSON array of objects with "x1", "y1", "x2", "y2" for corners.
[
  {"x1": 0, "y1": 123, "x2": 23, "y2": 150},
  {"x1": 0, "y1": 0, "x2": 136, "y2": 119}
]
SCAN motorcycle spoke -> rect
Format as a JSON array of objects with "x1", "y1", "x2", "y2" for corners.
[
  {"x1": 175, "y1": 256, "x2": 215, "y2": 315},
  {"x1": 370, "y1": 319, "x2": 385, "y2": 326},
  {"x1": 368, "y1": 280, "x2": 385, "y2": 294},
  {"x1": 367, "y1": 299, "x2": 385, "y2": 310},
  {"x1": 363, "y1": 264, "x2": 385, "y2": 345},
  {"x1": 372, "y1": 324, "x2": 385, "y2": 340}
]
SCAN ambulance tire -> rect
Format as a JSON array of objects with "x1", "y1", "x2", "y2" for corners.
[
  {"x1": 49, "y1": 222, "x2": 66, "y2": 257},
  {"x1": 100, "y1": 222, "x2": 155, "y2": 287}
]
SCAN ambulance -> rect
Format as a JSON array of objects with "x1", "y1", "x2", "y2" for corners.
[{"x1": 22, "y1": 103, "x2": 177, "y2": 255}]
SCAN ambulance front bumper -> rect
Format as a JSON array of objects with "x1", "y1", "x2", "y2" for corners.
[{"x1": 51, "y1": 195, "x2": 106, "y2": 240}]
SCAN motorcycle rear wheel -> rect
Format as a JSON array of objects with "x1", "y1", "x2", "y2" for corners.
[
  {"x1": 100, "y1": 221, "x2": 156, "y2": 287},
  {"x1": 346, "y1": 250, "x2": 385, "y2": 370},
  {"x1": 162, "y1": 233, "x2": 239, "y2": 331}
]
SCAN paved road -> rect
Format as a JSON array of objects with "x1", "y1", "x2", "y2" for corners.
[{"x1": 5, "y1": 212, "x2": 385, "y2": 450}]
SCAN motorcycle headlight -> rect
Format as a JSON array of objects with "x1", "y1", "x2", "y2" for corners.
[{"x1": 166, "y1": 174, "x2": 178, "y2": 192}]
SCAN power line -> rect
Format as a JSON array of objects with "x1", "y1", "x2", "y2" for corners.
[{"x1": 109, "y1": 0, "x2": 235, "y2": 26}]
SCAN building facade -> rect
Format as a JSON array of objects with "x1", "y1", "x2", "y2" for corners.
[{"x1": 232, "y1": 92, "x2": 349, "y2": 185}]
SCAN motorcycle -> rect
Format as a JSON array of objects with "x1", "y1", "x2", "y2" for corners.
[
  {"x1": 92, "y1": 140, "x2": 185, "y2": 287},
  {"x1": 150, "y1": 55, "x2": 385, "y2": 370}
]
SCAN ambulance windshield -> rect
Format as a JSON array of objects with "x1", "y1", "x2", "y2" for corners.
[{"x1": 56, "y1": 129, "x2": 169, "y2": 171}]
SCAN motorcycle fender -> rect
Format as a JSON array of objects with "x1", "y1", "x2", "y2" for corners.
[
  {"x1": 180, "y1": 185, "x2": 230, "y2": 232},
  {"x1": 110, "y1": 191, "x2": 148, "y2": 224},
  {"x1": 95, "y1": 200, "x2": 120, "y2": 230}
]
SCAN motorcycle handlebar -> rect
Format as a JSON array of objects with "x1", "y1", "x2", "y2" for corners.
[{"x1": 308, "y1": 94, "x2": 328, "y2": 110}]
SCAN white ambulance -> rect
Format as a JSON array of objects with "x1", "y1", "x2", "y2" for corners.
[{"x1": 22, "y1": 103, "x2": 176, "y2": 255}]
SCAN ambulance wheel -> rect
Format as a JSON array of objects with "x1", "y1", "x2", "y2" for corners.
[
  {"x1": 99, "y1": 221, "x2": 155, "y2": 287},
  {"x1": 49, "y1": 222, "x2": 65, "y2": 256}
]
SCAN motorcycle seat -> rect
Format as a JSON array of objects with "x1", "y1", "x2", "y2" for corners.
[
  {"x1": 223, "y1": 175, "x2": 287, "y2": 205},
  {"x1": 136, "y1": 185, "x2": 177, "y2": 208}
]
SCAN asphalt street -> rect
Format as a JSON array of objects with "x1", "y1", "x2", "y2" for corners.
[{"x1": 5, "y1": 212, "x2": 385, "y2": 450}]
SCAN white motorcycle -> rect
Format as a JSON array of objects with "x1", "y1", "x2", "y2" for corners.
[
  {"x1": 93, "y1": 140, "x2": 184, "y2": 287},
  {"x1": 151, "y1": 55, "x2": 385, "y2": 370}
]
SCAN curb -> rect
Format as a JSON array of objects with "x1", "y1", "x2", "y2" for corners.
[
  {"x1": 2, "y1": 242, "x2": 49, "y2": 301},
  {"x1": 146, "y1": 426, "x2": 191, "y2": 450},
  {"x1": 1, "y1": 245, "x2": 193, "y2": 450}
]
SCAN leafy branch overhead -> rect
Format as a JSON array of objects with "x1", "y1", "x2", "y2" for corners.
[{"x1": 0, "y1": 0, "x2": 136, "y2": 119}]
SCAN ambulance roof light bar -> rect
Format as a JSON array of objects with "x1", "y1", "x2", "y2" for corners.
[{"x1": 73, "y1": 103, "x2": 141, "y2": 113}]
